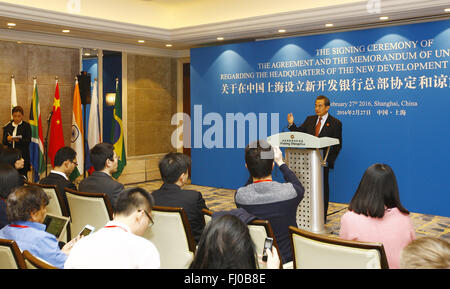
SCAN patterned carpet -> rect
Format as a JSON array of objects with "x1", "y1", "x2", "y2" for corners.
[{"x1": 128, "y1": 180, "x2": 450, "y2": 242}]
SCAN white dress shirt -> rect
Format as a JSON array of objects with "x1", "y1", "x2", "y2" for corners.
[{"x1": 64, "y1": 220, "x2": 160, "y2": 269}]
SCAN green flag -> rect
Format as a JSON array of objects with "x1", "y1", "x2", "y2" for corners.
[{"x1": 111, "y1": 78, "x2": 126, "y2": 179}]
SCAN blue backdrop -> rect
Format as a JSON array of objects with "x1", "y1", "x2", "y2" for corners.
[{"x1": 190, "y1": 19, "x2": 450, "y2": 217}]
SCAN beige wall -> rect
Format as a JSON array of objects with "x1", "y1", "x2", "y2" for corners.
[
  {"x1": 127, "y1": 54, "x2": 178, "y2": 156},
  {"x1": 0, "y1": 40, "x2": 79, "y2": 147},
  {"x1": 116, "y1": 54, "x2": 179, "y2": 184}
]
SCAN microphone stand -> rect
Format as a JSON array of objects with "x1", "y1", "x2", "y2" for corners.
[{"x1": 44, "y1": 110, "x2": 53, "y2": 177}]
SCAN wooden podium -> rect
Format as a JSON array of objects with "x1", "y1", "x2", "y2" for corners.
[{"x1": 267, "y1": 132, "x2": 339, "y2": 234}]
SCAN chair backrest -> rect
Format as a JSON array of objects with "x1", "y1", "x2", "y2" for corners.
[
  {"x1": 64, "y1": 188, "x2": 113, "y2": 239},
  {"x1": 0, "y1": 238, "x2": 27, "y2": 269},
  {"x1": 247, "y1": 219, "x2": 283, "y2": 269},
  {"x1": 201, "y1": 208, "x2": 282, "y2": 269},
  {"x1": 28, "y1": 182, "x2": 69, "y2": 217},
  {"x1": 28, "y1": 182, "x2": 71, "y2": 242},
  {"x1": 202, "y1": 208, "x2": 212, "y2": 225},
  {"x1": 142, "y1": 205, "x2": 196, "y2": 269},
  {"x1": 23, "y1": 250, "x2": 58, "y2": 269},
  {"x1": 289, "y1": 226, "x2": 389, "y2": 269}
]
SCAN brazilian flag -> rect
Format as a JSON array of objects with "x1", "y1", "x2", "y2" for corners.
[{"x1": 111, "y1": 78, "x2": 126, "y2": 179}]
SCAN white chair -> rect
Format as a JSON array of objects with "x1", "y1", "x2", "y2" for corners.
[
  {"x1": 202, "y1": 208, "x2": 212, "y2": 225},
  {"x1": 30, "y1": 182, "x2": 71, "y2": 242},
  {"x1": 0, "y1": 238, "x2": 27, "y2": 269},
  {"x1": 64, "y1": 188, "x2": 113, "y2": 239},
  {"x1": 247, "y1": 219, "x2": 283, "y2": 269},
  {"x1": 23, "y1": 250, "x2": 58, "y2": 269},
  {"x1": 289, "y1": 226, "x2": 389, "y2": 269},
  {"x1": 142, "y1": 205, "x2": 196, "y2": 269}
]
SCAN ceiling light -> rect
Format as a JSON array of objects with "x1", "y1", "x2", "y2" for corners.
[
  {"x1": 62, "y1": 29, "x2": 70, "y2": 33},
  {"x1": 165, "y1": 44, "x2": 173, "y2": 47},
  {"x1": 217, "y1": 37, "x2": 224, "y2": 41},
  {"x1": 379, "y1": 16, "x2": 389, "y2": 20},
  {"x1": 138, "y1": 40, "x2": 145, "y2": 43},
  {"x1": 278, "y1": 29, "x2": 286, "y2": 33},
  {"x1": 325, "y1": 23, "x2": 334, "y2": 27},
  {"x1": 84, "y1": 53, "x2": 91, "y2": 56},
  {"x1": 7, "y1": 23, "x2": 16, "y2": 27},
  {"x1": 445, "y1": 8, "x2": 450, "y2": 12}
]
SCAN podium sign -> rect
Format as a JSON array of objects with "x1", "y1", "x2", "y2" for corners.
[
  {"x1": 267, "y1": 132, "x2": 339, "y2": 149},
  {"x1": 267, "y1": 132, "x2": 339, "y2": 234}
]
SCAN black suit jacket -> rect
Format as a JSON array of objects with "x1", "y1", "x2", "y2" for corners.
[
  {"x1": 289, "y1": 114, "x2": 342, "y2": 168},
  {"x1": 79, "y1": 171, "x2": 124, "y2": 208},
  {"x1": 2, "y1": 121, "x2": 31, "y2": 172},
  {"x1": 152, "y1": 183, "x2": 208, "y2": 244},
  {"x1": 39, "y1": 172, "x2": 77, "y2": 213}
]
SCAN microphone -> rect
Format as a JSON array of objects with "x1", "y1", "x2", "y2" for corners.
[{"x1": 47, "y1": 110, "x2": 54, "y2": 122}]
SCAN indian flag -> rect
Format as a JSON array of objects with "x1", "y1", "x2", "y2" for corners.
[{"x1": 69, "y1": 78, "x2": 84, "y2": 181}]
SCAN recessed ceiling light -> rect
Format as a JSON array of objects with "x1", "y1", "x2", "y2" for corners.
[
  {"x1": 62, "y1": 29, "x2": 70, "y2": 33},
  {"x1": 165, "y1": 44, "x2": 173, "y2": 47},
  {"x1": 445, "y1": 8, "x2": 450, "y2": 12},
  {"x1": 217, "y1": 37, "x2": 224, "y2": 41},
  {"x1": 278, "y1": 29, "x2": 286, "y2": 33},
  {"x1": 325, "y1": 23, "x2": 334, "y2": 27},
  {"x1": 7, "y1": 23, "x2": 16, "y2": 27},
  {"x1": 138, "y1": 40, "x2": 145, "y2": 43},
  {"x1": 84, "y1": 53, "x2": 91, "y2": 56},
  {"x1": 379, "y1": 16, "x2": 389, "y2": 20}
]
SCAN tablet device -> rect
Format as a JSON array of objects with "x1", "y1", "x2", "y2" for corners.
[{"x1": 43, "y1": 213, "x2": 70, "y2": 241}]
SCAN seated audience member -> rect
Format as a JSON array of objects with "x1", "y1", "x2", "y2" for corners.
[
  {"x1": 79, "y1": 143, "x2": 124, "y2": 207},
  {"x1": 0, "y1": 163, "x2": 24, "y2": 229},
  {"x1": 39, "y1": 146, "x2": 78, "y2": 209},
  {"x1": 235, "y1": 140, "x2": 304, "y2": 264},
  {"x1": 152, "y1": 152, "x2": 208, "y2": 243},
  {"x1": 0, "y1": 186, "x2": 79, "y2": 268},
  {"x1": 189, "y1": 214, "x2": 279, "y2": 269},
  {"x1": 0, "y1": 147, "x2": 26, "y2": 180},
  {"x1": 339, "y1": 163, "x2": 415, "y2": 269},
  {"x1": 400, "y1": 237, "x2": 450, "y2": 269},
  {"x1": 64, "y1": 187, "x2": 160, "y2": 269}
]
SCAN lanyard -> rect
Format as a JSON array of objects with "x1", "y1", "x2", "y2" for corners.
[
  {"x1": 104, "y1": 225, "x2": 128, "y2": 233},
  {"x1": 9, "y1": 224, "x2": 29, "y2": 228},
  {"x1": 253, "y1": 179, "x2": 272, "y2": 183}
]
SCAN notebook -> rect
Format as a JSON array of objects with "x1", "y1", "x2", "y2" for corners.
[{"x1": 43, "y1": 213, "x2": 70, "y2": 241}]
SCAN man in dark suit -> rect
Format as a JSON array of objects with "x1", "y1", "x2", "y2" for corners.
[
  {"x1": 39, "y1": 146, "x2": 78, "y2": 211},
  {"x1": 79, "y1": 143, "x2": 124, "y2": 208},
  {"x1": 287, "y1": 95, "x2": 342, "y2": 223},
  {"x1": 2, "y1": 106, "x2": 31, "y2": 177},
  {"x1": 152, "y1": 153, "x2": 208, "y2": 244}
]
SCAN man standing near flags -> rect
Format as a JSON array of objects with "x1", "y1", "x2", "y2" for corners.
[{"x1": 2, "y1": 106, "x2": 31, "y2": 177}]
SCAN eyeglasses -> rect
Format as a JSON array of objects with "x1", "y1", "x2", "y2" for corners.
[
  {"x1": 71, "y1": 160, "x2": 78, "y2": 166},
  {"x1": 139, "y1": 209, "x2": 154, "y2": 227}
]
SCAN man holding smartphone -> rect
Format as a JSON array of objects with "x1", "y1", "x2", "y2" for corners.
[{"x1": 235, "y1": 140, "x2": 304, "y2": 264}]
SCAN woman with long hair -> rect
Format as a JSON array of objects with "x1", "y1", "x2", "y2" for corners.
[
  {"x1": 189, "y1": 214, "x2": 279, "y2": 269},
  {"x1": 339, "y1": 163, "x2": 415, "y2": 269}
]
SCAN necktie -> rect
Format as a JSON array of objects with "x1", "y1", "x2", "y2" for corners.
[{"x1": 315, "y1": 117, "x2": 322, "y2": 136}]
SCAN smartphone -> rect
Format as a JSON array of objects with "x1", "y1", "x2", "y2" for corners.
[
  {"x1": 78, "y1": 224, "x2": 95, "y2": 237},
  {"x1": 262, "y1": 237, "x2": 274, "y2": 262}
]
